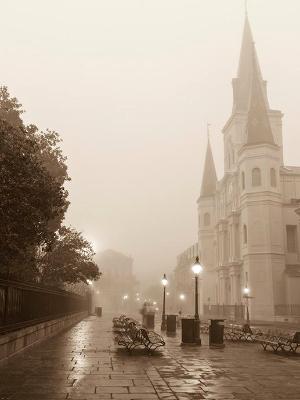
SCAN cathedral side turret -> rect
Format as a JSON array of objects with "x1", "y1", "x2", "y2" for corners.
[{"x1": 197, "y1": 137, "x2": 218, "y2": 311}]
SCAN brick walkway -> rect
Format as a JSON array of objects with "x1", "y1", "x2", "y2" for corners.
[{"x1": 0, "y1": 314, "x2": 300, "y2": 400}]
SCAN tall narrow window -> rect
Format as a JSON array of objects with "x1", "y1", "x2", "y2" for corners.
[
  {"x1": 252, "y1": 168, "x2": 261, "y2": 187},
  {"x1": 286, "y1": 225, "x2": 297, "y2": 252},
  {"x1": 204, "y1": 212, "x2": 210, "y2": 226},
  {"x1": 241, "y1": 171, "x2": 245, "y2": 190},
  {"x1": 270, "y1": 168, "x2": 277, "y2": 187},
  {"x1": 243, "y1": 224, "x2": 248, "y2": 244}
]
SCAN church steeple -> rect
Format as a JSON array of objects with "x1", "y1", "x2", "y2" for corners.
[
  {"x1": 232, "y1": 16, "x2": 269, "y2": 112},
  {"x1": 245, "y1": 44, "x2": 275, "y2": 146},
  {"x1": 200, "y1": 137, "x2": 217, "y2": 198}
]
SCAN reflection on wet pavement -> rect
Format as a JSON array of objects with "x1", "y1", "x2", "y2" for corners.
[{"x1": 0, "y1": 314, "x2": 299, "y2": 399}]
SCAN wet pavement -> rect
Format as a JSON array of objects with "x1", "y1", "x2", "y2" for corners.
[{"x1": 0, "y1": 314, "x2": 300, "y2": 400}]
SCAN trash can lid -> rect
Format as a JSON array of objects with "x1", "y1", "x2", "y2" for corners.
[
  {"x1": 181, "y1": 317, "x2": 196, "y2": 320},
  {"x1": 208, "y1": 318, "x2": 226, "y2": 321}
]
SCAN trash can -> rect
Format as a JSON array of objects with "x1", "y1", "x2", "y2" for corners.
[
  {"x1": 143, "y1": 313, "x2": 155, "y2": 329},
  {"x1": 209, "y1": 319, "x2": 225, "y2": 348},
  {"x1": 181, "y1": 318, "x2": 201, "y2": 345},
  {"x1": 95, "y1": 307, "x2": 102, "y2": 317},
  {"x1": 166, "y1": 315, "x2": 177, "y2": 333}
]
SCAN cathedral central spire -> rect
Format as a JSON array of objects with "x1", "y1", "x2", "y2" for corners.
[
  {"x1": 245, "y1": 43, "x2": 275, "y2": 146},
  {"x1": 232, "y1": 15, "x2": 269, "y2": 112}
]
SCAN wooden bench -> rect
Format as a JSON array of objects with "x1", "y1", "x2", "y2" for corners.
[
  {"x1": 260, "y1": 332, "x2": 300, "y2": 353},
  {"x1": 200, "y1": 322, "x2": 209, "y2": 334},
  {"x1": 139, "y1": 328, "x2": 165, "y2": 352},
  {"x1": 224, "y1": 324, "x2": 263, "y2": 343},
  {"x1": 116, "y1": 323, "x2": 145, "y2": 352},
  {"x1": 114, "y1": 318, "x2": 165, "y2": 353},
  {"x1": 113, "y1": 315, "x2": 139, "y2": 333},
  {"x1": 112, "y1": 315, "x2": 126, "y2": 329}
]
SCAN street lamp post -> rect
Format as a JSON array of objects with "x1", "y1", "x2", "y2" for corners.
[
  {"x1": 191, "y1": 256, "x2": 203, "y2": 345},
  {"x1": 122, "y1": 294, "x2": 129, "y2": 313},
  {"x1": 243, "y1": 287, "x2": 251, "y2": 329},
  {"x1": 87, "y1": 279, "x2": 93, "y2": 315},
  {"x1": 161, "y1": 274, "x2": 168, "y2": 331}
]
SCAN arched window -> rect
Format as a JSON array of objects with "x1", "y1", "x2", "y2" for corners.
[
  {"x1": 204, "y1": 212, "x2": 210, "y2": 226},
  {"x1": 241, "y1": 171, "x2": 245, "y2": 190},
  {"x1": 252, "y1": 168, "x2": 261, "y2": 187},
  {"x1": 270, "y1": 168, "x2": 277, "y2": 187},
  {"x1": 243, "y1": 224, "x2": 248, "y2": 244}
]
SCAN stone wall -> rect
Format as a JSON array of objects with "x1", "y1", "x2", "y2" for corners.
[{"x1": 0, "y1": 311, "x2": 87, "y2": 362}]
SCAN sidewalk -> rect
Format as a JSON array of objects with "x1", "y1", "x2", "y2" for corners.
[{"x1": 0, "y1": 313, "x2": 299, "y2": 400}]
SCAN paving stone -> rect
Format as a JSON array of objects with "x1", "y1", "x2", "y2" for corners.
[
  {"x1": 95, "y1": 380, "x2": 133, "y2": 386},
  {"x1": 132, "y1": 379, "x2": 153, "y2": 386},
  {"x1": 95, "y1": 386, "x2": 128, "y2": 393},
  {"x1": 129, "y1": 386, "x2": 156, "y2": 393},
  {"x1": 112, "y1": 395, "x2": 159, "y2": 399},
  {"x1": 68, "y1": 396, "x2": 112, "y2": 400}
]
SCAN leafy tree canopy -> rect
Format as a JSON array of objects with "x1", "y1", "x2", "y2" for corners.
[
  {"x1": 0, "y1": 119, "x2": 66, "y2": 277},
  {"x1": 0, "y1": 86, "x2": 99, "y2": 285},
  {"x1": 39, "y1": 226, "x2": 101, "y2": 285},
  {"x1": 0, "y1": 86, "x2": 23, "y2": 127}
]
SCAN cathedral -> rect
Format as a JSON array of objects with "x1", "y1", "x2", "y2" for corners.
[
  {"x1": 196, "y1": 16, "x2": 300, "y2": 322},
  {"x1": 197, "y1": 17, "x2": 300, "y2": 320}
]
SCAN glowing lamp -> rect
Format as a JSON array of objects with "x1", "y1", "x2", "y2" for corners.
[
  {"x1": 191, "y1": 256, "x2": 203, "y2": 275},
  {"x1": 161, "y1": 273, "x2": 168, "y2": 287}
]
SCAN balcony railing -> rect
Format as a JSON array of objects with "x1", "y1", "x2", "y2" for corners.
[
  {"x1": 274, "y1": 304, "x2": 300, "y2": 317},
  {"x1": 203, "y1": 304, "x2": 245, "y2": 321},
  {"x1": 0, "y1": 278, "x2": 88, "y2": 334}
]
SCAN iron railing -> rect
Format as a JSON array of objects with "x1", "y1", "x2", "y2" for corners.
[
  {"x1": 203, "y1": 304, "x2": 245, "y2": 321},
  {"x1": 0, "y1": 278, "x2": 88, "y2": 334},
  {"x1": 275, "y1": 304, "x2": 300, "y2": 317}
]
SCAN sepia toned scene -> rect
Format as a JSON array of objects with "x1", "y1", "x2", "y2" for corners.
[{"x1": 1, "y1": 1, "x2": 300, "y2": 399}]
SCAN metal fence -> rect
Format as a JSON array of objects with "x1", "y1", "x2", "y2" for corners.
[
  {"x1": 0, "y1": 278, "x2": 88, "y2": 334},
  {"x1": 203, "y1": 304, "x2": 245, "y2": 321},
  {"x1": 274, "y1": 304, "x2": 300, "y2": 317}
]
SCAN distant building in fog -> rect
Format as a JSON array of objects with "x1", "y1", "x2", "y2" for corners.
[
  {"x1": 172, "y1": 243, "x2": 198, "y2": 313},
  {"x1": 174, "y1": 16, "x2": 300, "y2": 322},
  {"x1": 94, "y1": 249, "x2": 138, "y2": 312}
]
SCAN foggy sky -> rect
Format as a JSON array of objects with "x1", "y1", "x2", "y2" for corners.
[{"x1": 2, "y1": 0, "x2": 300, "y2": 284}]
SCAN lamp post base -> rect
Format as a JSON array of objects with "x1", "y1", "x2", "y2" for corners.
[
  {"x1": 181, "y1": 318, "x2": 202, "y2": 346},
  {"x1": 161, "y1": 317, "x2": 166, "y2": 331},
  {"x1": 194, "y1": 318, "x2": 201, "y2": 346},
  {"x1": 180, "y1": 341, "x2": 201, "y2": 346}
]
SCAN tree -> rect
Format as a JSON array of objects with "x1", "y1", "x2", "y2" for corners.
[
  {"x1": 0, "y1": 86, "x2": 23, "y2": 127},
  {"x1": 0, "y1": 119, "x2": 67, "y2": 279},
  {"x1": 0, "y1": 86, "x2": 70, "y2": 233},
  {"x1": 0, "y1": 86, "x2": 99, "y2": 285},
  {"x1": 28, "y1": 125, "x2": 70, "y2": 232},
  {"x1": 38, "y1": 226, "x2": 101, "y2": 285}
]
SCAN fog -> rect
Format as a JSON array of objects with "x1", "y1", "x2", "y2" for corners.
[{"x1": 2, "y1": 0, "x2": 300, "y2": 283}]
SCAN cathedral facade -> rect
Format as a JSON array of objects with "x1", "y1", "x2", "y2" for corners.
[{"x1": 197, "y1": 17, "x2": 300, "y2": 322}]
